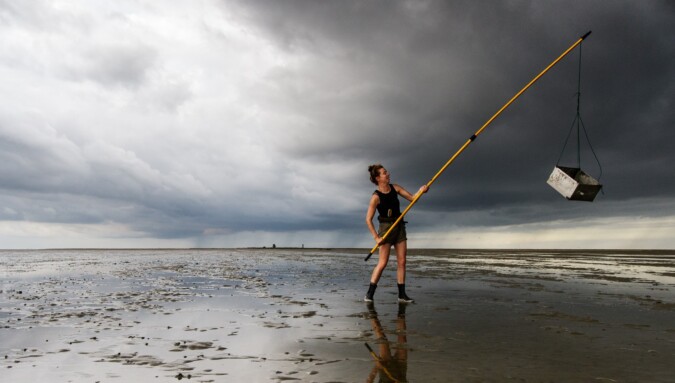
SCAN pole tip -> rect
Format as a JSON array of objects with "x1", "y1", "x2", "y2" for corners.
[
  {"x1": 581, "y1": 30, "x2": 592, "y2": 40},
  {"x1": 364, "y1": 253, "x2": 372, "y2": 261}
]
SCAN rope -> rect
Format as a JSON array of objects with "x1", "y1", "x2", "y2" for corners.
[
  {"x1": 579, "y1": 114, "x2": 603, "y2": 181},
  {"x1": 555, "y1": 43, "x2": 603, "y2": 181}
]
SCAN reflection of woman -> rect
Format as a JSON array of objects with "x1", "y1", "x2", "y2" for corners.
[
  {"x1": 366, "y1": 302, "x2": 408, "y2": 383},
  {"x1": 365, "y1": 164, "x2": 427, "y2": 303}
]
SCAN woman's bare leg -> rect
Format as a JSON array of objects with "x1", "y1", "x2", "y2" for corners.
[
  {"x1": 370, "y1": 245, "x2": 391, "y2": 284},
  {"x1": 394, "y1": 240, "x2": 407, "y2": 284}
]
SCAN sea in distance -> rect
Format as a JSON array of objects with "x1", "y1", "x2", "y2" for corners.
[{"x1": 1, "y1": 248, "x2": 674, "y2": 382}]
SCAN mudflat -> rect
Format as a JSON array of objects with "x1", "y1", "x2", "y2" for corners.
[{"x1": 1, "y1": 248, "x2": 674, "y2": 382}]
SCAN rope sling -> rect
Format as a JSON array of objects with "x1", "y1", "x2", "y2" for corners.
[
  {"x1": 555, "y1": 43, "x2": 603, "y2": 181},
  {"x1": 546, "y1": 42, "x2": 604, "y2": 202}
]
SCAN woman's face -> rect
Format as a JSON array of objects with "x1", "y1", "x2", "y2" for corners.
[{"x1": 377, "y1": 168, "x2": 390, "y2": 184}]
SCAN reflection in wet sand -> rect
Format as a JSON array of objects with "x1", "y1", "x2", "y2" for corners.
[
  {"x1": 1, "y1": 249, "x2": 674, "y2": 382},
  {"x1": 365, "y1": 302, "x2": 408, "y2": 383}
]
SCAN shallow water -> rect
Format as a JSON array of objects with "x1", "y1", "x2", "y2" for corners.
[{"x1": 1, "y1": 248, "x2": 674, "y2": 382}]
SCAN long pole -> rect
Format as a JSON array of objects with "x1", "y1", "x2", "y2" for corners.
[{"x1": 365, "y1": 31, "x2": 592, "y2": 261}]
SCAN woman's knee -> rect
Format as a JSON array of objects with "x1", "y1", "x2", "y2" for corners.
[{"x1": 376, "y1": 258, "x2": 389, "y2": 269}]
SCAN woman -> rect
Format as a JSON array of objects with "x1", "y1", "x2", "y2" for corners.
[{"x1": 365, "y1": 164, "x2": 428, "y2": 303}]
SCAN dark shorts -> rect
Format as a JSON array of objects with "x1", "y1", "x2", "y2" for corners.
[{"x1": 378, "y1": 221, "x2": 407, "y2": 245}]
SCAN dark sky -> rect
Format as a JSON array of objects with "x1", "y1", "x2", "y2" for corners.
[{"x1": 1, "y1": 1, "x2": 673, "y2": 248}]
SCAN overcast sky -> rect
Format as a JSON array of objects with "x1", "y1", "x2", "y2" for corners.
[{"x1": 1, "y1": 0, "x2": 673, "y2": 249}]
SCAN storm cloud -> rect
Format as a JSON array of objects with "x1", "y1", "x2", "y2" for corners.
[{"x1": 0, "y1": 0, "x2": 673, "y2": 248}]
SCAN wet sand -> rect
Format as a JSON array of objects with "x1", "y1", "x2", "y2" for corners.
[{"x1": 1, "y1": 248, "x2": 674, "y2": 382}]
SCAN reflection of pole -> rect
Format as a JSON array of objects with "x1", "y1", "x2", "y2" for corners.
[
  {"x1": 365, "y1": 303, "x2": 408, "y2": 382},
  {"x1": 365, "y1": 31, "x2": 593, "y2": 262},
  {"x1": 364, "y1": 342, "x2": 400, "y2": 382}
]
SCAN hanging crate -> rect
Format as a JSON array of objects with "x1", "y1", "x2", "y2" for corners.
[{"x1": 547, "y1": 166, "x2": 602, "y2": 202}]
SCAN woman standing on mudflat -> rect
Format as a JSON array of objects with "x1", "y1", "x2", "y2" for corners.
[{"x1": 365, "y1": 164, "x2": 428, "y2": 303}]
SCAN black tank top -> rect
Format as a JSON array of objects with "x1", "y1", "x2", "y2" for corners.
[{"x1": 374, "y1": 185, "x2": 400, "y2": 220}]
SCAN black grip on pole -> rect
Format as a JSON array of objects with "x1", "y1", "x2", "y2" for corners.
[
  {"x1": 365, "y1": 252, "x2": 373, "y2": 261},
  {"x1": 581, "y1": 30, "x2": 592, "y2": 40}
]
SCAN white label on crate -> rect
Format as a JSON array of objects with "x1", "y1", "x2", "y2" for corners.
[{"x1": 547, "y1": 167, "x2": 578, "y2": 199}]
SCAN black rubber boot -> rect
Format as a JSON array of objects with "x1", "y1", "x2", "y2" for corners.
[
  {"x1": 364, "y1": 283, "x2": 377, "y2": 302},
  {"x1": 397, "y1": 283, "x2": 414, "y2": 303}
]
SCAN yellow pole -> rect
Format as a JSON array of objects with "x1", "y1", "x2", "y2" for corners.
[{"x1": 365, "y1": 31, "x2": 592, "y2": 261}]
